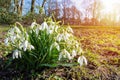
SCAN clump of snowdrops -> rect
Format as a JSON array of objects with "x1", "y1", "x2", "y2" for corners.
[{"x1": 4, "y1": 19, "x2": 87, "y2": 71}]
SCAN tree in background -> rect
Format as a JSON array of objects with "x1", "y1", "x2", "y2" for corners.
[
  {"x1": 31, "y1": 0, "x2": 35, "y2": 13},
  {"x1": 44, "y1": 0, "x2": 81, "y2": 25},
  {"x1": 0, "y1": 0, "x2": 20, "y2": 24}
]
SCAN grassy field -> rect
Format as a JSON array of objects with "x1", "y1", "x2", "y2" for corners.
[{"x1": 0, "y1": 25, "x2": 120, "y2": 79}]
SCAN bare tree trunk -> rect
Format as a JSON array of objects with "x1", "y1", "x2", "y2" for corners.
[
  {"x1": 20, "y1": 0, "x2": 24, "y2": 16},
  {"x1": 42, "y1": 0, "x2": 46, "y2": 7},
  {"x1": 31, "y1": 0, "x2": 35, "y2": 13},
  {"x1": 13, "y1": 0, "x2": 16, "y2": 12},
  {"x1": 48, "y1": 0, "x2": 51, "y2": 16},
  {"x1": 14, "y1": 0, "x2": 20, "y2": 15}
]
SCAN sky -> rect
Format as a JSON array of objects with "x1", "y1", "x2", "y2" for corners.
[
  {"x1": 72, "y1": 0, "x2": 120, "y2": 21},
  {"x1": 22, "y1": 0, "x2": 120, "y2": 21},
  {"x1": 23, "y1": 0, "x2": 43, "y2": 15}
]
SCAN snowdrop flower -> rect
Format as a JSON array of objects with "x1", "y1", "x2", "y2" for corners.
[
  {"x1": 12, "y1": 49, "x2": 21, "y2": 59},
  {"x1": 48, "y1": 25, "x2": 55, "y2": 33},
  {"x1": 8, "y1": 28, "x2": 14, "y2": 35},
  {"x1": 20, "y1": 40, "x2": 28, "y2": 51},
  {"x1": 16, "y1": 34, "x2": 21, "y2": 39},
  {"x1": 67, "y1": 26, "x2": 73, "y2": 33},
  {"x1": 31, "y1": 22, "x2": 37, "y2": 29},
  {"x1": 47, "y1": 26, "x2": 54, "y2": 34},
  {"x1": 4, "y1": 38, "x2": 9, "y2": 46},
  {"x1": 48, "y1": 29, "x2": 53, "y2": 34},
  {"x1": 29, "y1": 45, "x2": 35, "y2": 50},
  {"x1": 15, "y1": 27, "x2": 21, "y2": 33},
  {"x1": 57, "y1": 32, "x2": 71, "y2": 42},
  {"x1": 40, "y1": 22, "x2": 48, "y2": 31},
  {"x1": 35, "y1": 27, "x2": 39, "y2": 35},
  {"x1": 19, "y1": 40, "x2": 34, "y2": 51},
  {"x1": 56, "y1": 34, "x2": 63, "y2": 42},
  {"x1": 77, "y1": 56, "x2": 87, "y2": 66},
  {"x1": 63, "y1": 32, "x2": 70, "y2": 41},
  {"x1": 72, "y1": 50, "x2": 77, "y2": 58},
  {"x1": 50, "y1": 42, "x2": 60, "y2": 51},
  {"x1": 23, "y1": 40, "x2": 28, "y2": 51},
  {"x1": 58, "y1": 49, "x2": 72, "y2": 60},
  {"x1": 10, "y1": 35, "x2": 16, "y2": 43}
]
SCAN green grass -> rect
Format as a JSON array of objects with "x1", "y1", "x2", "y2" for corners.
[{"x1": 0, "y1": 25, "x2": 10, "y2": 39}]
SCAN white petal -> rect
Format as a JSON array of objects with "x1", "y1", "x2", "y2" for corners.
[
  {"x1": 4, "y1": 38, "x2": 9, "y2": 46},
  {"x1": 23, "y1": 40, "x2": 28, "y2": 51},
  {"x1": 41, "y1": 22, "x2": 48, "y2": 31},
  {"x1": 13, "y1": 50, "x2": 19, "y2": 59},
  {"x1": 78, "y1": 56, "x2": 84, "y2": 66},
  {"x1": 83, "y1": 56, "x2": 87, "y2": 65},
  {"x1": 54, "y1": 42, "x2": 60, "y2": 51},
  {"x1": 29, "y1": 45, "x2": 35, "y2": 50},
  {"x1": 19, "y1": 51, "x2": 22, "y2": 58},
  {"x1": 58, "y1": 53, "x2": 62, "y2": 61},
  {"x1": 15, "y1": 27, "x2": 21, "y2": 33},
  {"x1": 31, "y1": 22, "x2": 37, "y2": 29},
  {"x1": 10, "y1": 35, "x2": 16, "y2": 43},
  {"x1": 57, "y1": 34, "x2": 63, "y2": 42},
  {"x1": 8, "y1": 28, "x2": 14, "y2": 35},
  {"x1": 24, "y1": 47, "x2": 27, "y2": 51},
  {"x1": 56, "y1": 45, "x2": 60, "y2": 51},
  {"x1": 35, "y1": 28, "x2": 39, "y2": 35},
  {"x1": 62, "y1": 49, "x2": 72, "y2": 59},
  {"x1": 66, "y1": 52, "x2": 72, "y2": 60},
  {"x1": 72, "y1": 50, "x2": 77, "y2": 58},
  {"x1": 50, "y1": 42, "x2": 60, "y2": 51}
]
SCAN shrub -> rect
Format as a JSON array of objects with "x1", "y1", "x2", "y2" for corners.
[
  {"x1": 0, "y1": 9, "x2": 20, "y2": 24},
  {"x1": 4, "y1": 19, "x2": 87, "y2": 72}
]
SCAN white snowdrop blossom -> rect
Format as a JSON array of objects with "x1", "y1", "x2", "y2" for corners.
[
  {"x1": 29, "y1": 45, "x2": 35, "y2": 50},
  {"x1": 35, "y1": 27, "x2": 39, "y2": 35},
  {"x1": 58, "y1": 49, "x2": 72, "y2": 60},
  {"x1": 67, "y1": 26, "x2": 73, "y2": 33},
  {"x1": 14, "y1": 26, "x2": 21, "y2": 33},
  {"x1": 20, "y1": 40, "x2": 28, "y2": 51},
  {"x1": 19, "y1": 40, "x2": 34, "y2": 51},
  {"x1": 47, "y1": 25, "x2": 57, "y2": 34},
  {"x1": 56, "y1": 33, "x2": 63, "y2": 42},
  {"x1": 64, "y1": 32, "x2": 70, "y2": 41},
  {"x1": 10, "y1": 35, "x2": 16, "y2": 43},
  {"x1": 48, "y1": 29, "x2": 53, "y2": 34},
  {"x1": 12, "y1": 49, "x2": 21, "y2": 59},
  {"x1": 4, "y1": 38, "x2": 9, "y2": 46},
  {"x1": 77, "y1": 56, "x2": 87, "y2": 66},
  {"x1": 72, "y1": 50, "x2": 77, "y2": 58},
  {"x1": 50, "y1": 42, "x2": 60, "y2": 51},
  {"x1": 31, "y1": 22, "x2": 37, "y2": 29},
  {"x1": 8, "y1": 28, "x2": 14, "y2": 35},
  {"x1": 40, "y1": 22, "x2": 48, "y2": 31},
  {"x1": 23, "y1": 40, "x2": 28, "y2": 51},
  {"x1": 56, "y1": 32, "x2": 71, "y2": 42},
  {"x1": 4, "y1": 21, "x2": 87, "y2": 67}
]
